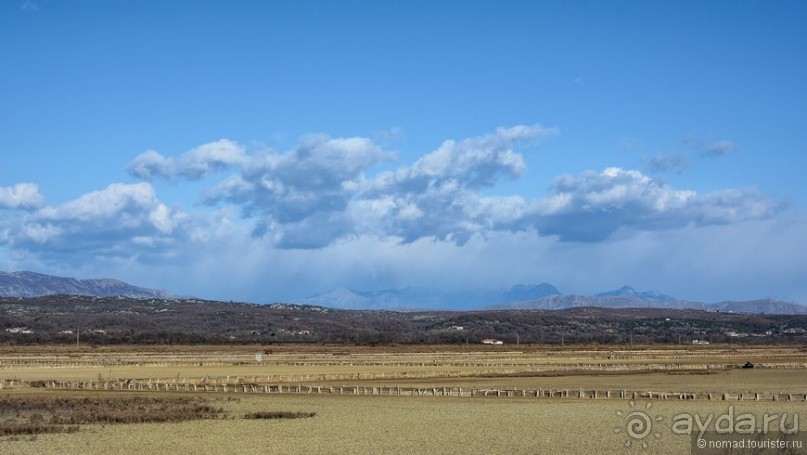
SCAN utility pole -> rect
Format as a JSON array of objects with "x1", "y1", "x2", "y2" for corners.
[{"x1": 76, "y1": 325, "x2": 80, "y2": 347}]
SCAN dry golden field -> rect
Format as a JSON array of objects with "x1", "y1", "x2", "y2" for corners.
[{"x1": 0, "y1": 344, "x2": 805, "y2": 454}]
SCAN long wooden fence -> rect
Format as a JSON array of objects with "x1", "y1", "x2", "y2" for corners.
[
  {"x1": 3, "y1": 379, "x2": 804, "y2": 402},
  {"x1": 1, "y1": 348, "x2": 804, "y2": 369}
]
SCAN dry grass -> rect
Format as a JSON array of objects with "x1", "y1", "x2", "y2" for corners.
[
  {"x1": 2, "y1": 345, "x2": 804, "y2": 386},
  {"x1": 353, "y1": 368, "x2": 807, "y2": 395},
  {"x1": 0, "y1": 392, "x2": 803, "y2": 454},
  {"x1": 0, "y1": 345, "x2": 804, "y2": 454},
  {"x1": 0, "y1": 395, "x2": 225, "y2": 437}
]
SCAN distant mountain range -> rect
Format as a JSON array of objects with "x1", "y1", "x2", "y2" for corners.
[
  {"x1": 491, "y1": 293, "x2": 806, "y2": 315},
  {"x1": 299, "y1": 284, "x2": 807, "y2": 315},
  {"x1": 2, "y1": 271, "x2": 805, "y2": 315},
  {"x1": 595, "y1": 285, "x2": 677, "y2": 304},
  {"x1": 0, "y1": 271, "x2": 177, "y2": 299},
  {"x1": 296, "y1": 283, "x2": 562, "y2": 311}
]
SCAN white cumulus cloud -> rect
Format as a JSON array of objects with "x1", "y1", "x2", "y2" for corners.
[
  {"x1": 0, "y1": 182, "x2": 209, "y2": 263},
  {"x1": 354, "y1": 124, "x2": 555, "y2": 244},
  {"x1": 0, "y1": 183, "x2": 45, "y2": 210},
  {"x1": 128, "y1": 139, "x2": 247, "y2": 181},
  {"x1": 525, "y1": 167, "x2": 783, "y2": 241},
  {"x1": 205, "y1": 134, "x2": 389, "y2": 247}
]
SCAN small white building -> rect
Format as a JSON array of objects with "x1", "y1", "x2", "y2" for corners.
[{"x1": 481, "y1": 338, "x2": 504, "y2": 345}]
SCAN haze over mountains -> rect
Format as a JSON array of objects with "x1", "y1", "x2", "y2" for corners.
[
  {"x1": 298, "y1": 284, "x2": 807, "y2": 314},
  {"x1": 1, "y1": 271, "x2": 805, "y2": 315},
  {"x1": 296, "y1": 283, "x2": 562, "y2": 311}
]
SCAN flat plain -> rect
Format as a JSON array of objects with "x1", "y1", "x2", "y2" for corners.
[{"x1": 0, "y1": 344, "x2": 805, "y2": 454}]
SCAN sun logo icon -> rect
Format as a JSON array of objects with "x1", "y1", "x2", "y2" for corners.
[{"x1": 615, "y1": 400, "x2": 663, "y2": 449}]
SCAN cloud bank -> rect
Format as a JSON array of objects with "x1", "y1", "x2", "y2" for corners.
[{"x1": 0, "y1": 125, "x2": 799, "y2": 301}]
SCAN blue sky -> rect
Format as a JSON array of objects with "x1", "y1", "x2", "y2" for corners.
[{"x1": 1, "y1": 1, "x2": 806, "y2": 304}]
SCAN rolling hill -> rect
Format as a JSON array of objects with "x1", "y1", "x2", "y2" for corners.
[{"x1": 0, "y1": 271, "x2": 177, "y2": 299}]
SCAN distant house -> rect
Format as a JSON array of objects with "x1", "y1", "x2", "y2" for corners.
[{"x1": 481, "y1": 338, "x2": 503, "y2": 345}]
